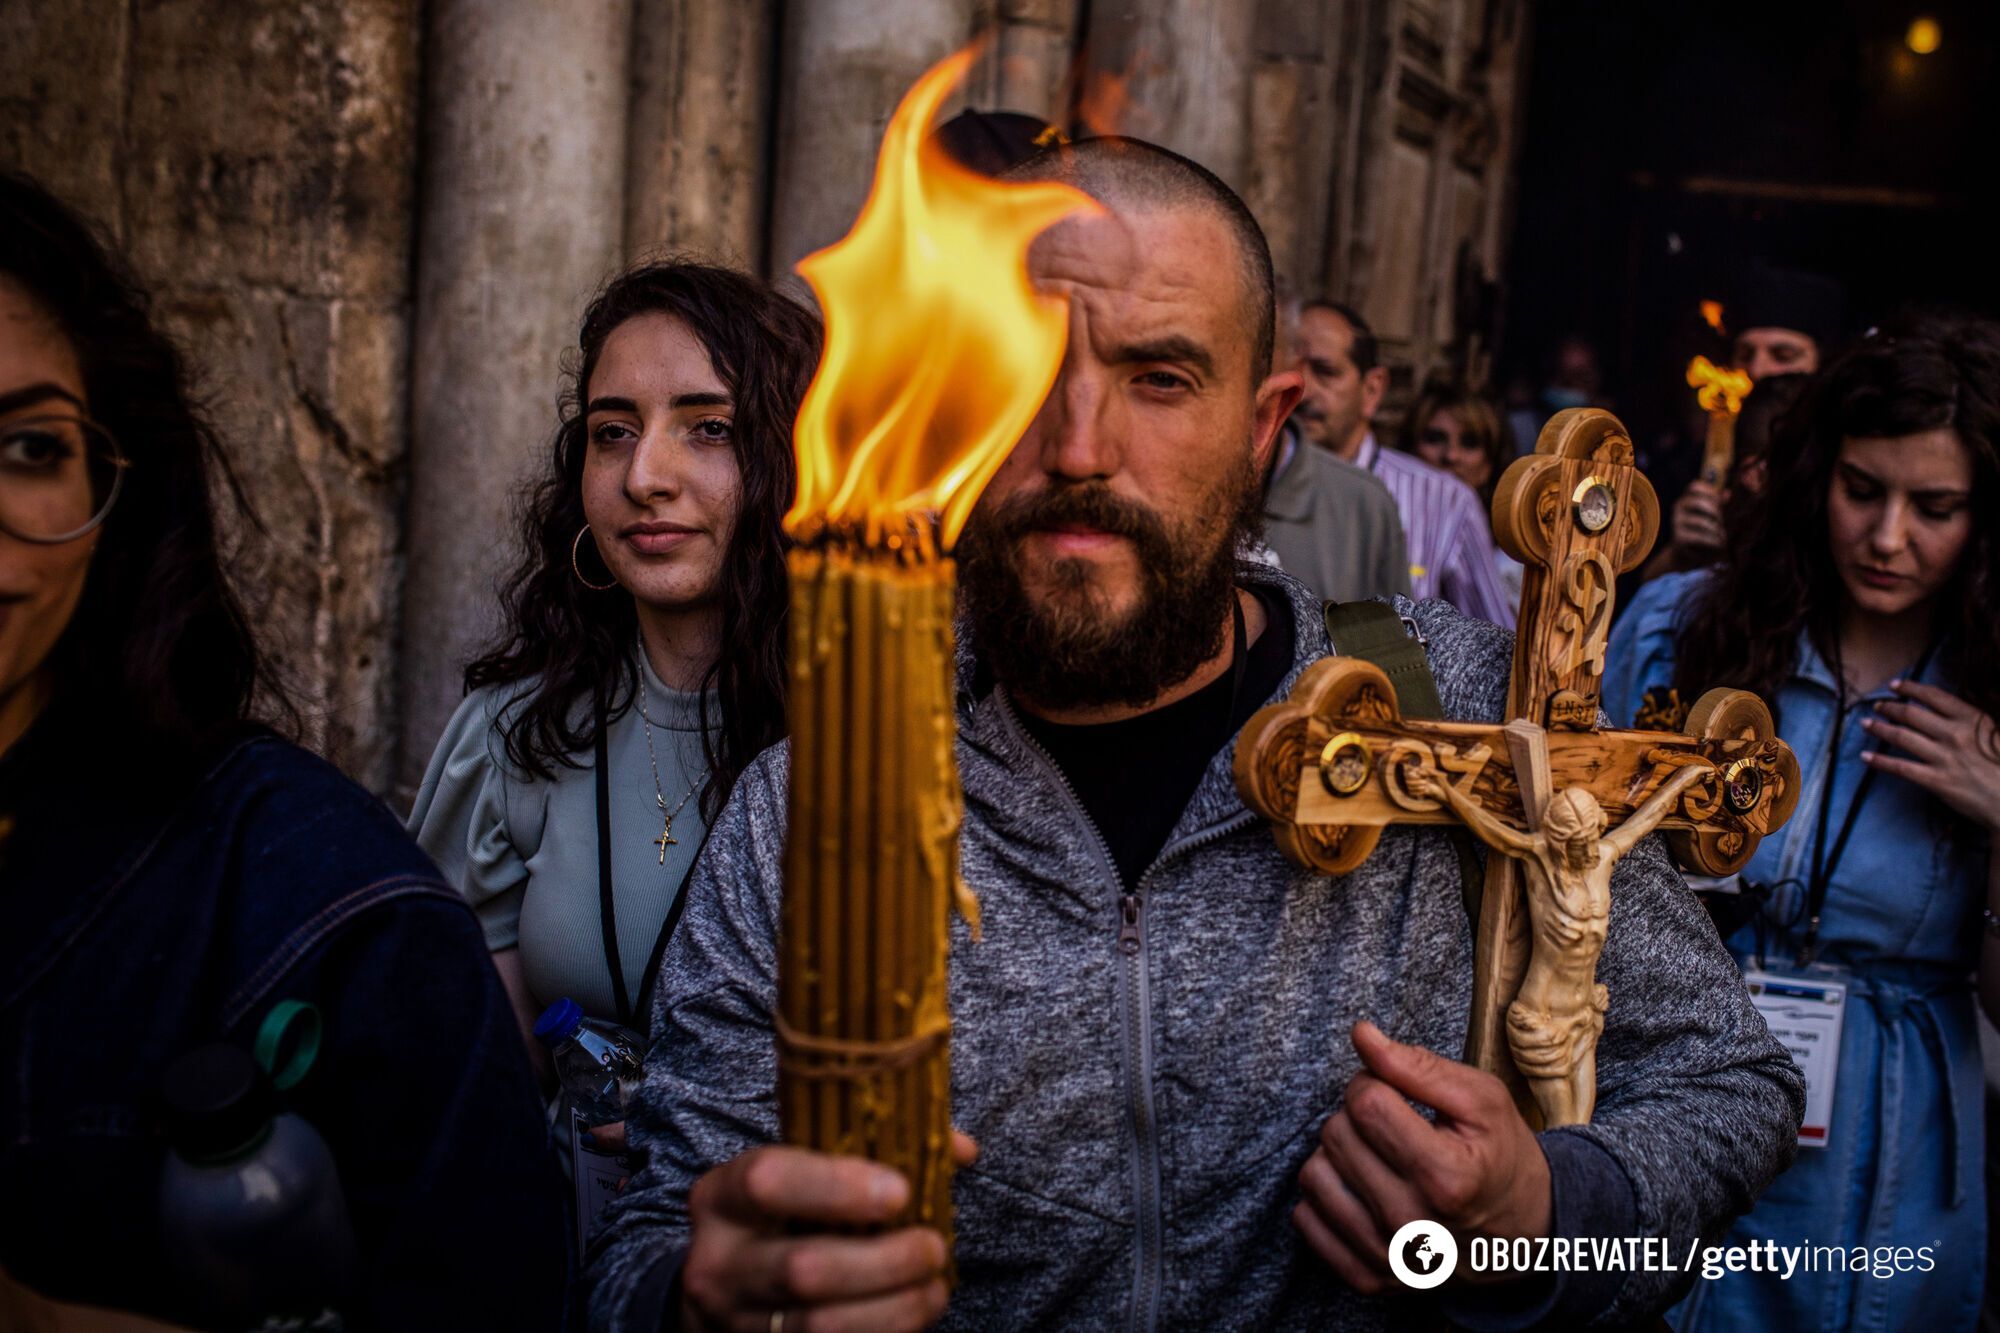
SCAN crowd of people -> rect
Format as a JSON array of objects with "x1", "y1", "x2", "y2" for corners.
[{"x1": 1, "y1": 100, "x2": 1996, "y2": 1333}]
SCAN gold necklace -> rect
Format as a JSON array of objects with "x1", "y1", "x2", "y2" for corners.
[{"x1": 636, "y1": 686, "x2": 703, "y2": 865}]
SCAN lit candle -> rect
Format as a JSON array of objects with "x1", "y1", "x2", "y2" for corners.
[
  {"x1": 772, "y1": 49, "x2": 1090, "y2": 1265},
  {"x1": 1685, "y1": 355, "x2": 1753, "y2": 486}
]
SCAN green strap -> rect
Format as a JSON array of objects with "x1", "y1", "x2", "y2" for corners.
[
  {"x1": 1321, "y1": 600, "x2": 1445, "y2": 720},
  {"x1": 1322, "y1": 600, "x2": 1483, "y2": 922}
]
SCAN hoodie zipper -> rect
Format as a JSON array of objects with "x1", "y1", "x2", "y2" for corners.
[
  {"x1": 995, "y1": 690, "x2": 1264, "y2": 1333},
  {"x1": 996, "y1": 693, "x2": 1165, "y2": 1333}
]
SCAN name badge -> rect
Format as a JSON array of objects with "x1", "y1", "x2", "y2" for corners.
[{"x1": 1742, "y1": 968, "x2": 1846, "y2": 1148}]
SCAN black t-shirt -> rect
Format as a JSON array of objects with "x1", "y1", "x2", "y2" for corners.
[{"x1": 1016, "y1": 584, "x2": 1296, "y2": 888}]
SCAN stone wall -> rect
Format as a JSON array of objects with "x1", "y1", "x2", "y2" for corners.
[
  {"x1": 3, "y1": 0, "x2": 421, "y2": 792},
  {"x1": 2, "y1": 0, "x2": 1530, "y2": 795}
]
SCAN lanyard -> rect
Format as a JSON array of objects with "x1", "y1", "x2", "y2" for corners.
[
  {"x1": 594, "y1": 691, "x2": 699, "y2": 1029},
  {"x1": 1796, "y1": 733, "x2": 1873, "y2": 966},
  {"x1": 1795, "y1": 639, "x2": 1941, "y2": 966}
]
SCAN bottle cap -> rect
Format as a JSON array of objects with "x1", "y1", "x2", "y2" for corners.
[
  {"x1": 162, "y1": 1044, "x2": 277, "y2": 1164},
  {"x1": 533, "y1": 997, "x2": 586, "y2": 1047}
]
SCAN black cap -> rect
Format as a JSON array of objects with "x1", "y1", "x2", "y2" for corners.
[
  {"x1": 931, "y1": 108, "x2": 1069, "y2": 177},
  {"x1": 1731, "y1": 261, "x2": 1848, "y2": 349},
  {"x1": 162, "y1": 1044, "x2": 277, "y2": 1163}
]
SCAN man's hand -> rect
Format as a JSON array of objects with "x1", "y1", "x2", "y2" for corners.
[
  {"x1": 680, "y1": 1133, "x2": 977, "y2": 1332},
  {"x1": 1294, "y1": 1022, "x2": 1551, "y2": 1294},
  {"x1": 1666, "y1": 480, "x2": 1725, "y2": 555},
  {"x1": 584, "y1": 1120, "x2": 627, "y2": 1153}
]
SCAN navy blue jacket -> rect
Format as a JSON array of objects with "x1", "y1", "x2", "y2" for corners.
[{"x1": 0, "y1": 710, "x2": 569, "y2": 1330}]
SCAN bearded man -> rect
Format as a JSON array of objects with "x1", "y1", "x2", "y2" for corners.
[{"x1": 588, "y1": 138, "x2": 1803, "y2": 1332}]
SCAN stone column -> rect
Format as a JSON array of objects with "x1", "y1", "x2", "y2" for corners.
[
  {"x1": 765, "y1": 0, "x2": 976, "y2": 284},
  {"x1": 624, "y1": 0, "x2": 779, "y2": 265},
  {"x1": 399, "y1": 0, "x2": 633, "y2": 794},
  {"x1": 1076, "y1": 0, "x2": 1258, "y2": 191},
  {"x1": 986, "y1": 0, "x2": 1079, "y2": 122}
]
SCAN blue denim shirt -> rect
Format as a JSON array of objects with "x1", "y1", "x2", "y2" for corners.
[
  {"x1": 1605, "y1": 570, "x2": 1984, "y2": 973},
  {"x1": 0, "y1": 709, "x2": 570, "y2": 1329}
]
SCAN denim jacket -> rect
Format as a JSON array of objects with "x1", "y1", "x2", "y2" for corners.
[{"x1": 0, "y1": 706, "x2": 569, "y2": 1330}]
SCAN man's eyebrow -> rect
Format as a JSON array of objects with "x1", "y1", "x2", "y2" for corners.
[
  {"x1": 0, "y1": 382, "x2": 86, "y2": 416},
  {"x1": 1111, "y1": 336, "x2": 1216, "y2": 380}
]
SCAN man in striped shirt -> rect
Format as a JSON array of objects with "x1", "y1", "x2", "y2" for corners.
[{"x1": 1290, "y1": 299, "x2": 1515, "y2": 627}]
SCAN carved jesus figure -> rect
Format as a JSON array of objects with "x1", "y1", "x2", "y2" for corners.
[{"x1": 1406, "y1": 761, "x2": 1710, "y2": 1126}]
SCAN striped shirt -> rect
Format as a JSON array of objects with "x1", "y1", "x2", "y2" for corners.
[{"x1": 1355, "y1": 434, "x2": 1515, "y2": 628}]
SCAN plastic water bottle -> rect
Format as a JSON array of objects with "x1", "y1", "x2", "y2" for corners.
[
  {"x1": 158, "y1": 1043, "x2": 358, "y2": 1330},
  {"x1": 535, "y1": 998, "x2": 644, "y2": 1256},
  {"x1": 535, "y1": 997, "x2": 644, "y2": 1121}
]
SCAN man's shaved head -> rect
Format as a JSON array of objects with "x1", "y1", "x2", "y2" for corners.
[{"x1": 1006, "y1": 136, "x2": 1277, "y2": 379}]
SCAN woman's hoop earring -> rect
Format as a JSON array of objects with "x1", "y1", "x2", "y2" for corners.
[{"x1": 571, "y1": 525, "x2": 619, "y2": 591}]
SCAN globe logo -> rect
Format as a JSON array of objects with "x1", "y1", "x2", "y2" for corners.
[{"x1": 1387, "y1": 1219, "x2": 1459, "y2": 1289}]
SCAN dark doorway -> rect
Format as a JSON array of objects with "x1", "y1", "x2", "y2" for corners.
[{"x1": 1500, "y1": 0, "x2": 1998, "y2": 450}]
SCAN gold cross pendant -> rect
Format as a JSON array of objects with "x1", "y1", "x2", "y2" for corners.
[{"x1": 654, "y1": 818, "x2": 676, "y2": 865}]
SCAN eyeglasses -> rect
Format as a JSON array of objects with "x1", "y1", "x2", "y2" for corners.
[{"x1": 0, "y1": 415, "x2": 127, "y2": 544}]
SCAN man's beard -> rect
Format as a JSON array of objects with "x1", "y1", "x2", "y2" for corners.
[{"x1": 956, "y1": 456, "x2": 1263, "y2": 713}]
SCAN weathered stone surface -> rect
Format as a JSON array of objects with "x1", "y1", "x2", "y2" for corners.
[
  {"x1": 766, "y1": 0, "x2": 978, "y2": 282},
  {"x1": 625, "y1": 0, "x2": 778, "y2": 266},
  {"x1": 1247, "y1": 57, "x2": 1322, "y2": 299},
  {"x1": 987, "y1": 0, "x2": 1077, "y2": 120},
  {"x1": 2, "y1": 0, "x2": 420, "y2": 793},
  {"x1": 399, "y1": 0, "x2": 634, "y2": 796},
  {"x1": 0, "y1": 0, "x2": 130, "y2": 211},
  {"x1": 1077, "y1": 0, "x2": 1258, "y2": 190}
]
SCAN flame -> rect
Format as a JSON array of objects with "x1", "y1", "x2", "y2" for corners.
[
  {"x1": 786, "y1": 50, "x2": 1094, "y2": 547},
  {"x1": 1698, "y1": 299, "x2": 1725, "y2": 334},
  {"x1": 1686, "y1": 355, "x2": 1752, "y2": 415}
]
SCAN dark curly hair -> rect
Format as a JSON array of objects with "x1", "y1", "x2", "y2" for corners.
[
  {"x1": 465, "y1": 261, "x2": 819, "y2": 820},
  {"x1": 1673, "y1": 313, "x2": 2000, "y2": 727},
  {"x1": 1, "y1": 169, "x2": 289, "y2": 750}
]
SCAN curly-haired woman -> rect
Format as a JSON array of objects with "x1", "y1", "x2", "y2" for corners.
[
  {"x1": 408, "y1": 262, "x2": 818, "y2": 1155},
  {"x1": 1605, "y1": 314, "x2": 2000, "y2": 1331}
]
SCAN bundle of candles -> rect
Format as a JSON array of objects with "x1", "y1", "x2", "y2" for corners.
[
  {"x1": 777, "y1": 520, "x2": 966, "y2": 1240},
  {"x1": 773, "y1": 50, "x2": 1090, "y2": 1256}
]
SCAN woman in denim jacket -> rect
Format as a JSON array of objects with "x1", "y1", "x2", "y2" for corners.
[
  {"x1": 0, "y1": 172, "x2": 567, "y2": 1327},
  {"x1": 1605, "y1": 315, "x2": 2000, "y2": 1331}
]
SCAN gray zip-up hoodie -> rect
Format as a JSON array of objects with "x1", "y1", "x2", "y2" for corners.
[{"x1": 589, "y1": 563, "x2": 1804, "y2": 1330}]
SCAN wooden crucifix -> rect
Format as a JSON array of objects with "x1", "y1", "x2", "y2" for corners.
[{"x1": 1234, "y1": 408, "x2": 1802, "y2": 1129}]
